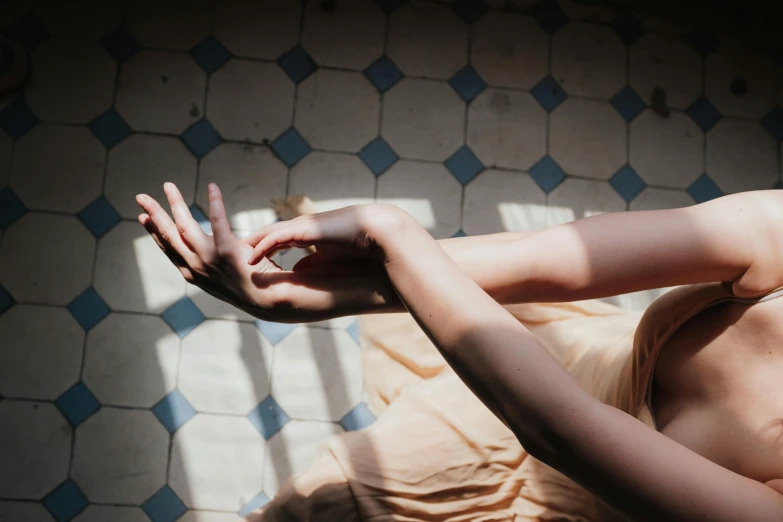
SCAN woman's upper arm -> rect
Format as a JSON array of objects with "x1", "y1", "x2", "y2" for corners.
[{"x1": 544, "y1": 399, "x2": 783, "y2": 521}]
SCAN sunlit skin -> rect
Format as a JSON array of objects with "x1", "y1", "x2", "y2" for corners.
[{"x1": 138, "y1": 183, "x2": 783, "y2": 521}]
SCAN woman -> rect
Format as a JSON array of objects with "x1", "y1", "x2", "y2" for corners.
[{"x1": 137, "y1": 183, "x2": 783, "y2": 521}]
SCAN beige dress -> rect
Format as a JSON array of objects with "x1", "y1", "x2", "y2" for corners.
[{"x1": 251, "y1": 283, "x2": 781, "y2": 521}]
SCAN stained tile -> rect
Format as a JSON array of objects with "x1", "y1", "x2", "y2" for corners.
[
  {"x1": 382, "y1": 78, "x2": 465, "y2": 161},
  {"x1": 471, "y1": 12, "x2": 548, "y2": 90},
  {"x1": 547, "y1": 177, "x2": 626, "y2": 226},
  {"x1": 43, "y1": 480, "x2": 88, "y2": 522},
  {"x1": 0, "y1": 501, "x2": 55, "y2": 522},
  {"x1": 84, "y1": 314, "x2": 180, "y2": 407},
  {"x1": 181, "y1": 119, "x2": 222, "y2": 159},
  {"x1": 270, "y1": 128, "x2": 311, "y2": 167},
  {"x1": 532, "y1": 0, "x2": 568, "y2": 35},
  {"x1": 0, "y1": 401, "x2": 71, "y2": 499},
  {"x1": 445, "y1": 146, "x2": 484, "y2": 185},
  {"x1": 179, "y1": 320, "x2": 273, "y2": 415},
  {"x1": 255, "y1": 319, "x2": 298, "y2": 346},
  {"x1": 207, "y1": 60, "x2": 294, "y2": 144},
  {"x1": 629, "y1": 187, "x2": 694, "y2": 211},
  {"x1": 289, "y1": 152, "x2": 375, "y2": 212},
  {"x1": 162, "y1": 296, "x2": 205, "y2": 338},
  {"x1": 248, "y1": 396, "x2": 291, "y2": 440},
  {"x1": 687, "y1": 174, "x2": 722, "y2": 203},
  {"x1": 552, "y1": 22, "x2": 626, "y2": 99},
  {"x1": 468, "y1": 88, "x2": 547, "y2": 172},
  {"x1": 610, "y1": 85, "x2": 646, "y2": 122},
  {"x1": 142, "y1": 486, "x2": 186, "y2": 522},
  {"x1": 90, "y1": 108, "x2": 131, "y2": 149},
  {"x1": 0, "y1": 98, "x2": 38, "y2": 139},
  {"x1": 263, "y1": 420, "x2": 342, "y2": 497},
  {"x1": 0, "y1": 305, "x2": 83, "y2": 400},
  {"x1": 0, "y1": 187, "x2": 27, "y2": 229},
  {"x1": 55, "y1": 383, "x2": 100, "y2": 427},
  {"x1": 463, "y1": 169, "x2": 547, "y2": 235},
  {"x1": 364, "y1": 56, "x2": 404, "y2": 93},
  {"x1": 190, "y1": 36, "x2": 231, "y2": 74},
  {"x1": 707, "y1": 41, "x2": 779, "y2": 119},
  {"x1": 686, "y1": 27, "x2": 720, "y2": 57},
  {"x1": 36, "y1": 1, "x2": 124, "y2": 41},
  {"x1": 610, "y1": 166, "x2": 645, "y2": 202},
  {"x1": 528, "y1": 155, "x2": 566, "y2": 194},
  {"x1": 687, "y1": 96, "x2": 721, "y2": 132},
  {"x1": 530, "y1": 75, "x2": 567, "y2": 113},
  {"x1": 340, "y1": 403, "x2": 376, "y2": 431},
  {"x1": 72, "y1": 408, "x2": 168, "y2": 504},
  {"x1": 93, "y1": 222, "x2": 186, "y2": 313},
  {"x1": 377, "y1": 160, "x2": 462, "y2": 239},
  {"x1": 550, "y1": 98, "x2": 627, "y2": 180},
  {"x1": 152, "y1": 390, "x2": 196, "y2": 433},
  {"x1": 295, "y1": 70, "x2": 380, "y2": 153},
  {"x1": 272, "y1": 327, "x2": 363, "y2": 422},
  {"x1": 101, "y1": 25, "x2": 142, "y2": 64},
  {"x1": 359, "y1": 137, "x2": 399, "y2": 176},
  {"x1": 302, "y1": 0, "x2": 385, "y2": 70},
  {"x1": 630, "y1": 110, "x2": 704, "y2": 189},
  {"x1": 105, "y1": 134, "x2": 197, "y2": 219},
  {"x1": 239, "y1": 492, "x2": 271, "y2": 518},
  {"x1": 169, "y1": 415, "x2": 266, "y2": 510},
  {"x1": 67, "y1": 288, "x2": 110, "y2": 331},
  {"x1": 214, "y1": 0, "x2": 301, "y2": 60},
  {"x1": 707, "y1": 118, "x2": 778, "y2": 193},
  {"x1": 127, "y1": 0, "x2": 212, "y2": 51},
  {"x1": 449, "y1": 65, "x2": 486, "y2": 102},
  {"x1": 26, "y1": 39, "x2": 115, "y2": 124},
  {"x1": 762, "y1": 106, "x2": 783, "y2": 141},
  {"x1": 116, "y1": 50, "x2": 206, "y2": 134},
  {"x1": 5, "y1": 13, "x2": 50, "y2": 50},
  {"x1": 277, "y1": 46, "x2": 317, "y2": 84},
  {"x1": 10, "y1": 124, "x2": 104, "y2": 213},
  {"x1": 73, "y1": 505, "x2": 147, "y2": 522},
  {"x1": 630, "y1": 33, "x2": 702, "y2": 110},
  {"x1": 387, "y1": 1, "x2": 468, "y2": 80},
  {"x1": 0, "y1": 214, "x2": 94, "y2": 305},
  {"x1": 197, "y1": 143, "x2": 287, "y2": 231},
  {"x1": 78, "y1": 197, "x2": 122, "y2": 239}
]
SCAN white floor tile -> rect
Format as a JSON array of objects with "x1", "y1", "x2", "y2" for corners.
[
  {"x1": 214, "y1": 0, "x2": 301, "y2": 60},
  {"x1": 547, "y1": 177, "x2": 626, "y2": 226},
  {"x1": 127, "y1": 0, "x2": 212, "y2": 51},
  {"x1": 289, "y1": 151, "x2": 375, "y2": 213},
  {"x1": 0, "y1": 501, "x2": 55, "y2": 522},
  {"x1": 707, "y1": 118, "x2": 779, "y2": 193},
  {"x1": 73, "y1": 506, "x2": 148, "y2": 522},
  {"x1": 36, "y1": 0, "x2": 124, "y2": 40},
  {"x1": 630, "y1": 33, "x2": 702, "y2": 110},
  {"x1": 629, "y1": 187, "x2": 694, "y2": 211},
  {"x1": 179, "y1": 512, "x2": 239, "y2": 522},
  {"x1": 463, "y1": 169, "x2": 547, "y2": 235},
  {"x1": 706, "y1": 41, "x2": 778, "y2": 119}
]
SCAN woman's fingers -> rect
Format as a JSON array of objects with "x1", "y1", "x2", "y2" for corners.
[
  {"x1": 247, "y1": 220, "x2": 318, "y2": 265},
  {"x1": 163, "y1": 182, "x2": 210, "y2": 255},
  {"x1": 136, "y1": 193, "x2": 198, "y2": 264},
  {"x1": 138, "y1": 213, "x2": 186, "y2": 266},
  {"x1": 207, "y1": 183, "x2": 237, "y2": 255}
]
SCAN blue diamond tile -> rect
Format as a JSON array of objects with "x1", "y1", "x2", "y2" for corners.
[
  {"x1": 685, "y1": 27, "x2": 720, "y2": 57},
  {"x1": 688, "y1": 174, "x2": 723, "y2": 203},
  {"x1": 255, "y1": 319, "x2": 297, "y2": 345},
  {"x1": 278, "y1": 46, "x2": 316, "y2": 84},
  {"x1": 142, "y1": 486, "x2": 187, "y2": 522},
  {"x1": 451, "y1": 229, "x2": 468, "y2": 238},
  {"x1": 248, "y1": 396, "x2": 291, "y2": 440},
  {"x1": 0, "y1": 187, "x2": 27, "y2": 229},
  {"x1": 340, "y1": 403, "x2": 376, "y2": 431},
  {"x1": 610, "y1": 166, "x2": 645, "y2": 203},
  {"x1": 6, "y1": 13, "x2": 50, "y2": 50},
  {"x1": 610, "y1": 86, "x2": 646, "y2": 122},
  {"x1": 78, "y1": 197, "x2": 121, "y2": 238},
  {"x1": 0, "y1": 98, "x2": 38, "y2": 140},
  {"x1": 162, "y1": 297, "x2": 205, "y2": 338},
  {"x1": 90, "y1": 108, "x2": 131, "y2": 149},
  {"x1": 181, "y1": 119, "x2": 222, "y2": 158},
  {"x1": 359, "y1": 137, "x2": 398, "y2": 176},
  {"x1": 364, "y1": 56, "x2": 403, "y2": 93},
  {"x1": 270, "y1": 128, "x2": 311, "y2": 167},
  {"x1": 346, "y1": 319, "x2": 360, "y2": 346},
  {"x1": 448, "y1": 66, "x2": 487, "y2": 102},
  {"x1": 55, "y1": 383, "x2": 100, "y2": 427},
  {"x1": 529, "y1": 155, "x2": 567, "y2": 194},
  {"x1": 0, "y1": 285, "x2": 14, "y2": 317},
  {"x1": 101, "y1": 25, "x2": 142, "y2": 63},
  {"x1": 445, "y1": 146, "x2": 484, "y2": 185},
  {"x1": 239, "y1": 492, "x2": 271, "y2": 517},
  {"x1": 762, "y1": 106, "x2": 783, "y2": 141},
  {"x1": 67, "y1": 288, "x2": 110, "y2": 331},
  {"x1": 452, "y1": 0, "x2": 490, "y2": 24},
  {"x1": 531, "y1": 75, "x2": 567, "y2": 113},
  {"x1": 43, "y1": 480, "x2": 88, "y2": 522},
  {"x1": 611, "y1": 11, "x2": 645, "y2": 45},
  {"x1": 190, "y1": 36, "x2": 232, "y2": 74},
  {"x1": 687, "y1": 96, "x2": 721, "y2": 132},
  {"x1": 152, "y1": 389, "x2": 196, "y2": 433},
  {"x1": 189, "y1": 203, "x2": 212, "y2": 234},
  {"x1": 532, "y1": 0, "x2": 568, "y2": 35}
]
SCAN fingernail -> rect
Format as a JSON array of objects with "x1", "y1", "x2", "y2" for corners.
[{"x1": 208, "y1": 183, "x2": 217, "y2": 193}]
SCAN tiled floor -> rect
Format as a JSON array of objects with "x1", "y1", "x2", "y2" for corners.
[{"x1": 0, "y1": 0, "x2": 782, "y2": 520}]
